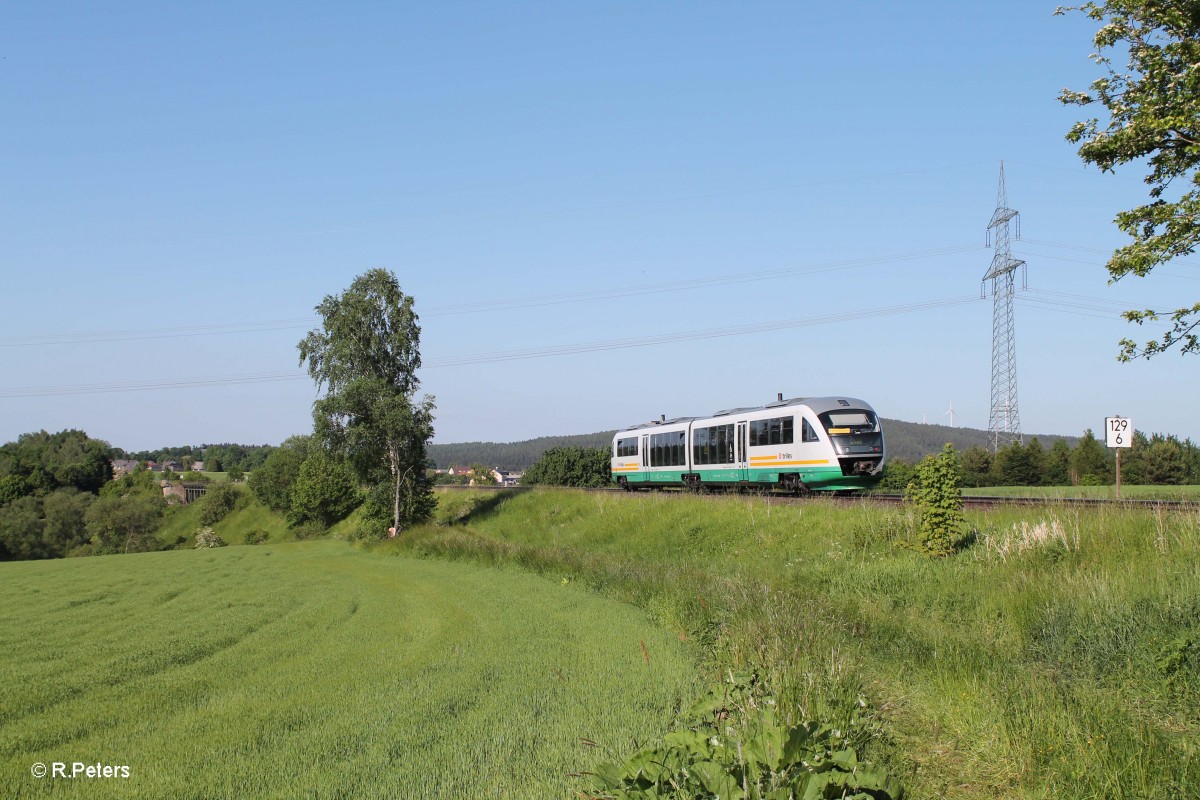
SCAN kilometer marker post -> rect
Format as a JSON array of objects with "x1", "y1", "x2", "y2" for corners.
[{"x1": 1105, "y1": 416, "x2": 1132, "y2": 499}]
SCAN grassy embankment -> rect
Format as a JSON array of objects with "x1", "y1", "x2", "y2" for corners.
[
  {"x1": 961, "y1": 484, "x2": 1200, "y2": 501},
  {"x1": 384, "y1": 488, "x2": 1200, "y2": 800},
  {"x1": 0, "y1": 541, "x2": 698, "y2": 798}
]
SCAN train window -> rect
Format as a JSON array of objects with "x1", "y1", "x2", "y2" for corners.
[
  {"x1": 650, "y1": 431, "x2": 687, "y2": 467},
  {"x1": 802, "y1": 419, "x2": 820, "y2": 443},
  {"x1": 750, "y1": 417, "x2": 794, "y2": 447},
  {"x1": 821, "y1": 411, "x2": 878, "y2": 433},
  {"x1": 693, "y1": 424, "x2": 734, "y2": 464},
  {"x1": 616, "y1": 437, "x2": 638, "y2": 458}
]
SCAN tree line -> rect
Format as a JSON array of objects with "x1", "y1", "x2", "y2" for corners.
[{"x1": 880, "y1": 429, "x2": 1200, "y2": 490}]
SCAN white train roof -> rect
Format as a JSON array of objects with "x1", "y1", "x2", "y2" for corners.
[{"x1": 615, "y1": 396, "x2": 876, "y2": 434}]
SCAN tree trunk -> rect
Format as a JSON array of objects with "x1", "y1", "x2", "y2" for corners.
[{"x1": 389, "y1": 446, "x2": 402, "y2": 536}]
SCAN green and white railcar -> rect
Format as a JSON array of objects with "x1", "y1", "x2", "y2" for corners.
[{"x1": 611, "y1": 396, "x2": 884, "y2": 493}]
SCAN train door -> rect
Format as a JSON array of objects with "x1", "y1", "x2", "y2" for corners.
[
  {"x1": 735, "y1": 421, "x2": 749, "y2": 482},
  {"x1": 641, "y1": 434, "x2": 650, "y2": 482}
]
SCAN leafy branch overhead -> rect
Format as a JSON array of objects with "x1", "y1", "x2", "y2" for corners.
[{"x1": 1058, "y1": 0, "x2": 1200, "y2": 359}]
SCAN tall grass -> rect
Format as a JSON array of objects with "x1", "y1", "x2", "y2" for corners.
[
  {"x1": 394, "y1": 488, "x2": 1200, "y2": 799},
  {"x1": 0, "y1": 541, "x2": 698, "y2": 798}
]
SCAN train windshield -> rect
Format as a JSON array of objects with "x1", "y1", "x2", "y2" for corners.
[{"x1": 819, "y1": 410, "x2": 879, "y2": 435}]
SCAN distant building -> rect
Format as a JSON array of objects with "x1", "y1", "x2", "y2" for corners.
[
  {"x1": 111, "y1": 459, "x2": 140, "y2": 478},
  {"x1": 190, "y1": 460, "x2": 206, "y2": 472},
  {"x1": 447, "y1": 465, "x2": 472, "y2": 476},
  {"x1": 494, "y1": 470, "x2": 523, "y2": 487},
  {"x1": 161, "y1": 480, "x2": 208, "y2": 505}
]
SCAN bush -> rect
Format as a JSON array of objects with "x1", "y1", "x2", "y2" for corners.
[
  {"x1": 195, "y1": 482, "x2": 245, "y2": 526},
  {"x1": 521, "y1": 446, "x2": 610, "y2": 487},
  {"x1": 193, "y1": 527, "x2": 227, "y2": 548},
  {"x1": 242, "y1": 529, "x2": 270, "y2": 545},
  {"x1": 904, "y1": 443, "x2": 969, "y2": 556},
  {"x1": 590, "y1": 672, "x2": 901, "y2": 800},
  {"x1": 288, "y1": 452, "x2": 361, "y2": 527}
]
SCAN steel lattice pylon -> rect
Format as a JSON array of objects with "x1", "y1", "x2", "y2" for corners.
[{"x1": 981, "y1": 162, "x2": 1025, "y2": 452}]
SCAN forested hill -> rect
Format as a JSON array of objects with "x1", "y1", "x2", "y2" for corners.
[{"x1": 428, "y1": 420, "x2": 1078, "y2": 470}]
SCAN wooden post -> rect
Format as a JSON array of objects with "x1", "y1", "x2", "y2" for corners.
[{"x1": 1115, "y1": 448, "x2": 1122, "y2": 499}]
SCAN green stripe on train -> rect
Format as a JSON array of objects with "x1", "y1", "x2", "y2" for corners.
[{"x1": 619, "y1": 466, "x2": 878, "y2": 490}]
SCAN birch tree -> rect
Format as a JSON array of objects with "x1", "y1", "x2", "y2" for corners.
[{"x1": 298, "y1": 270, "x2": 436, "y2": 536}]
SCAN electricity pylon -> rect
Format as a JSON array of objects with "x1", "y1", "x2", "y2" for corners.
[{"x1": 981, "y1": 162, "x2": 1025, "y2": 452}]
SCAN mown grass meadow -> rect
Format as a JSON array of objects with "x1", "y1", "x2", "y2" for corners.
[
  {"x1": 0, "y1": 540, "x2": 698, "y2": 798},
  {"x1": 386, "y1": 488, "x2": 1200, "y2": 800}
]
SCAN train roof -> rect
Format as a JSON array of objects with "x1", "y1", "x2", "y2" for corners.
[{"x1": 614, "y1": 397, "x2": 875, "y2": 434}]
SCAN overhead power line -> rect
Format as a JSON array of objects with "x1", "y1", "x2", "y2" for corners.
[
  {"x1": 0, "y1": 295, "x2": 981, "y2": 398},
  {"x1": 0, "y1": 243, "x2": 983, "y2": 347}
]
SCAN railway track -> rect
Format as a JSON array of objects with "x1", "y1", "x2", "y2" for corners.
[{"x1": 438, "y1": 484, "x2": 1200, "y2": 511}]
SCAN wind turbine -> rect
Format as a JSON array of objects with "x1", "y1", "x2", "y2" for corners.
[{"x1": 945, "y1": 401, "x2": 956, "y2": 427}]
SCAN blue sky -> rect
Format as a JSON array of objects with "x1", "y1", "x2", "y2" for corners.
[{"x1": 3, "y1": 1, "x2": 1197, "y2": 452}]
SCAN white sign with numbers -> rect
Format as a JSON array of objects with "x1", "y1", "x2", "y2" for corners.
[{"x1": 1105, "y1": 416, "x2": 1132, "y2": 448}]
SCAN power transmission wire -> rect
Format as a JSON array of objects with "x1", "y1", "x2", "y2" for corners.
[
  {"x1": 0, "y1": 243, "x2": 983, "y2": 347},
  {"x1": 0, "y1": 295, "x2": 981, "y2": 398}
]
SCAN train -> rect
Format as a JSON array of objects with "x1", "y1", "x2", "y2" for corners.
[{"x1": 610, "y1": 394, "x2": 885, "y2": 493}]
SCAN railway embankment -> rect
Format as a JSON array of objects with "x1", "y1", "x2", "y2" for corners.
[{"x1": 387, "y1": 487, "x2": 1200, "y2": 800}]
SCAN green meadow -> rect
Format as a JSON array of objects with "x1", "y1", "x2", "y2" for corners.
[
  {"x1": 0, "y1": 541, "x2": 698, "y2": 798},
  {"x1": 393, "y1": 488, "x2": 1200, "y2": 800},
  {"x1": 4, "y1": 487, "x2": 1199, "y2": 799}
]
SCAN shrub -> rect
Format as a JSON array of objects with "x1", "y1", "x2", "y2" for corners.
[
  {"x1": 521, "y1": 446, "x2": 610, "y2": 487},
  {"x1": 904, "y1": 443, "x2": 969, "y2": 556},
  {"x1": 589, "y1": 672, "x2": 902, "y2": 800},
  {"x1": 193, "y1": 527, "x2": 227, "y2": 548},
  {"x1": 242, "y1": 529, "x2": 270, "y2": 545},
  {"x1": 195, "y1": 482, "x2": 245, "y2": 526}
]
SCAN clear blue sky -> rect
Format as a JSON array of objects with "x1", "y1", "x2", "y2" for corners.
[{"x1": 3, "y1": 2, "x2": 1197, "y2": 452}]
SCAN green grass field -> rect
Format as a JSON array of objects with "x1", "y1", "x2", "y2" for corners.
[
  {"x1": 385, "y1": 488, "x2": 1200, "y2": 800},
  {"x1": 961, "y1": 484, "x2": 1200, "y2": 500},
  {"x1": 0, "y1": 541, "x2": 698, "y2": 798}
]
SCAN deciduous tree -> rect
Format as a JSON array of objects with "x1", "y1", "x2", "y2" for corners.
[
  {"x1": 521, "y1": 447, "x2": 611, "y2": 488},
  {"x1": 1059, "y1": 1, "x2": 1200, "y2": 358},
  {"x1": 298, "y1": 270, "x2": 436, "y2": 536}
]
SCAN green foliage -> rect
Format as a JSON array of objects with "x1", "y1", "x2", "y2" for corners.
[
  {"x1": 242, "y1": 528, "x2": 270, "y2": 545},
  {"x1": 84, "y1": 492, "x2": 166, "y2": 554},
  {"x1": 990, "y1": 439, "x2": 1044, "y2": 486},
  {"x1": 958, "y1": 445, "x2": 992, "y2": 488},
  {"x1": 101, "y1": 465, "x2": 162, "y2": 498},
  {"x1": 521, "y1": 446, "x2": 611, "y2": 487},
  {"x1": 0, "y1": 488, "x2": 95, "y2": 561},
  {"x1": 288, "y1": 452, "x2": 361, "y2": 527},
  {"x1": 192, "y1": 526, "x2": 227, "y2": 548},
  {"x1": 1045, "y1": 439, "x2": 1073, "y2": 485},
  {"x1": 1071, "y1": 428, "x2": 1113, "y2": 484},
  {"x1": 904, "y1": 444, "x2": 968, "y2": 556},
  {"x1": 591, "y1": 671, "x2": 902, "y2": 800},
  {"x1": 468, "y1": 463, "x2": 496, "y2": 485},
  {"x1": 41, "y1": 488, "x2": 93, "y2": 556},
  {"x1": 0, "y1": 429, "x2": 112, "y2": 500},
  {"x1": 403, "y1": 488, "x2": 1200, "y2": 798},
  {"x1": 1058, "y1": 0, "x2": 1200, "y2": 359},
  {"x1": 0, "y1": 496, "x2": 46, "y2": 560},
  {"x1": 428, "y1": 431, "x2": 617, "y2": 471},
  {"x1": 194, "y1": 482, "x2": 246, "y2": 526},
  {"x1": 0, "y1": 474, "x2": 28, "y2": 506},
  {"x1": 876, "y1": 459, "x2": 914, "y2": 491},
  {"x1": 247, "y1": 438, "x2": 308, "y2": 512},
  {"x1": 299, "y1": 269, "x2": 436, "y2": 534}
]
